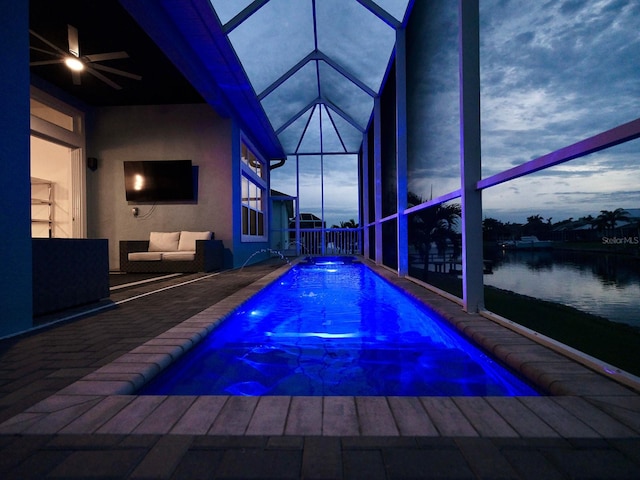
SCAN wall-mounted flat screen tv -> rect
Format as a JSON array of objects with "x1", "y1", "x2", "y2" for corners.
[{"x1": 124, "y1": 160, "x2": 196, "y2": 202}]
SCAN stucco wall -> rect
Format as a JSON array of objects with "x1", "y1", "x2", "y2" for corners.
[
  {"x1": 86, "y1": 103, "x2": 233, "y2": 270},
  {"x1": 1, "y1": 1, "x2": 32, "y2": 335}
]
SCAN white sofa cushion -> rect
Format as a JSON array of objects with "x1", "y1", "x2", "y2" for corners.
[
  {"x1": 162, "y1": 251, "x2": 196, "y2": 261},
  {"x1": 148, "y1": 231, "x2": 180, "y2": 252},
  {"x1": 178, "y1": 231, "x2": 212, "y2": 251},
  {"x1": 128, "y1": 252, "x2": 163, "y2": 261}
]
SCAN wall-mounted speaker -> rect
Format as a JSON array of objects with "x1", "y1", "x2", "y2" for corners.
[{"x1": 87, "y1": 157, "x2": 98, "y2": 171}]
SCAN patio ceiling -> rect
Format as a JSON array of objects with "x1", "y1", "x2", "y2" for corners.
[{"x1": 122, "y1": 0, "x2": 413, "y2": 159}]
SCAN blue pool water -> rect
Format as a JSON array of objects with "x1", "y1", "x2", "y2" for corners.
[{"x1": 141, "y1": 258, "x2": 539, "y2": 396}]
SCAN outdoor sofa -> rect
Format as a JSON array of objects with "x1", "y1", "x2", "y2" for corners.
[{"x1": 119, "y1": 230, "x2": 223, "y2": 273}]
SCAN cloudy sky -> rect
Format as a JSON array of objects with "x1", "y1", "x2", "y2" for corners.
[
  {"x1": 271, "y1": 153, "x2": 360, "y2": 228},
  {"x1": 272, "y1": 0, "x2": 640, "y2": 226},
  {"x1": 479, "y1": 0, "x2": 640, "y2": 223}
]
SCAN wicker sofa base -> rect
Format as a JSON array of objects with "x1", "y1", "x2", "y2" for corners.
[
  {"x1": 33, "y1": 238, "x2": 110, "y2": 316},
  {"x1": 119, "y1": 239, "x2": 224, "y2": 273}
]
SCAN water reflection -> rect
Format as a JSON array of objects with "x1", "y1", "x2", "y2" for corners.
[{"x1": 484, "y1": 249, "x2": 640, "y2": 328}]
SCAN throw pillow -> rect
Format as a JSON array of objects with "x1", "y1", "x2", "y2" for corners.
[
  {"x1": 178, "y1": 231, "x2": 212, "y2": 251},
  {"x1": 148, "y1": 231, "x2": 180, "y2": 252}
]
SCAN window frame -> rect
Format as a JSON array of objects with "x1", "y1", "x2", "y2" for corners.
[{"x1": 240, "y1": 136, "x2": 268, "y2": 242}]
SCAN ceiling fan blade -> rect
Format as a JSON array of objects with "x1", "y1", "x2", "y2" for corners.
[
  {"x1": 30, "y1": 60, "x2": 64, "y2": 66},
  {"x1": 71, "y1": 71, "x2": 82, "y2": 86},
  {"x1": 30, "y1": 46, "x2": 60, "y2": 57},
  {"x1": 84, "y1": 52, "x2": 129, "y2": 62},
  {"x1": 68, "y1": 24, "x2": 80, "y2": 57},
  {"x1": 85, "y1": 66, "x2": 122, "y2": 90},
  {"x1": 90, "y1": 63, "x2": 142, "y2": 81},
  {"x1": 29, "y1": 29, "x2": 67, "y2": 56}
]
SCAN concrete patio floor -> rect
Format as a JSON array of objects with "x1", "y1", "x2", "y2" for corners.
[{"x1": 1, "y1": 258, "x2": 639, "y2": 479}]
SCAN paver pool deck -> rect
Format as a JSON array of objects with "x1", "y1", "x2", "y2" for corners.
[{"x1": 1, "y1": 258, "x2": 639, "y2": 479}]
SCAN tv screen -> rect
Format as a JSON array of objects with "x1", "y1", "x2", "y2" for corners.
[{"x1": 124, "y1": 160, "x2": 195, "y2": 202}]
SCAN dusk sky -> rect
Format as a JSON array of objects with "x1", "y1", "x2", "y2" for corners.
[
  {"x1": 480, "y1": 0, "x2": 640, "y2": 223},
  {"x1": 272, "y1": 0, "x2": 639, "y2": 227}
]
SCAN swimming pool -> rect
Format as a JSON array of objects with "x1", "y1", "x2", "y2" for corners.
[{"x1": 140, "y1": 258, "x2": 539, "y2": 396}]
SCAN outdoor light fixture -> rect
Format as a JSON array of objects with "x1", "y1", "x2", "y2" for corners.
[
  {"x1": 30, "y1": 24, "x2": 140, "y2": 89},
  {"x1": 64, "y1": 56, "x2": 84, "y2": 71}
]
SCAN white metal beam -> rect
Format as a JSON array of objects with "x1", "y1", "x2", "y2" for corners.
[
  {"x1": 374, "y1": 96, "x2": 383, "y2": 264},
  {"x1": 362, "y1": 132, "x2": 370, "y2": 257},
  {"x1": 356, "y1": 0, "x2": 402, "y2": 28},
  {"x1": 477, "y1": 117, "x2": 640, "y2": 190},
  {"x1": 458, "y1": 0, "x2": 484, "y2": 313},
  {"x1": 396, "y1": 28, "x2": 408, "y2": 276},
  {"x1": 222, "y1": 0, "x2": 270, "y2": 33}
]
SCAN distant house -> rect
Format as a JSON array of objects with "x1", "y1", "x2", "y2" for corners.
[
  {"x1": 552, "y1": 219, "x2": 598, "y2": 242},
  {"x1": 552, "y1": 209, "x2": 640, "y2": 242},
  {"x1": 612, "y1": 209, "x2": 640, "y2": 238},
  {"x1": 289, "y1": 213, "x2": 326, "y2": 230},
  {"x1": 288, "y1": 213, "x2": 326, "y2": 254},
  {"x1": 623, "y1": 209, "x2": 640, "y2": 224},
  {"x1": 270, "y1": 189, "x2": 295, "y2": 252}
]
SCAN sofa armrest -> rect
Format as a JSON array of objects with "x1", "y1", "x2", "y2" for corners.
[
  {"x1": 120, "y1": 240, "x2": 150, "y2": 254},
  {"x1": 195, "y1": 239, "x2": 224, "y2": 271}
]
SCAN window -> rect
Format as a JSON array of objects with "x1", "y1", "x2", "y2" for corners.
[
  {"x1": 240, "y1": 140, "x2": 267, "y2": 241},
  {"x1": 241, "y1": 142, "x2": 264, "y2": 178},
  {"x1": 30, "y1": 98, "x2": 74, "y2": 131}
]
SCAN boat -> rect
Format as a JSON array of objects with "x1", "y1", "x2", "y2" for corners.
[{"x1": 500, "y1": 236, "x2": 553, "y2": 250}]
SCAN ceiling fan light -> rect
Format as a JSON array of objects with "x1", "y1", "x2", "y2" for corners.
[{"x1": 64, "y1": 57, "x2": 84, "y2": 71}]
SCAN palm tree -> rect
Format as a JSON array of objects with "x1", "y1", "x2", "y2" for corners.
[
  {"x1": 592, "y1": 208, "x2": 631, "y2": 233},
  {"x1": 407, "y1": 192, "x2": 461, "y2": 277},
  {"x1": 334, "y1": 219, "x2": 358, "y2": 229},
  {"x1": 523, "y1": 214, "x2": 552, "y2": 239},
  {"x1": 483, "y1": 217, "x2": 510, "y2": 242}
]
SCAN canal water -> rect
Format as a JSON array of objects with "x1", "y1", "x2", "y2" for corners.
[{"x1": 483, "y1": 249, "x2": 640, "y2": 329}]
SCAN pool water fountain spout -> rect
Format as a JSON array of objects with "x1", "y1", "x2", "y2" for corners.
[
  {"x1": 288, "y1": 240, "x2": 309, "y2": 255},
  {"x1": 240, "y1": 248, "x2": 292, "y2": 270}
]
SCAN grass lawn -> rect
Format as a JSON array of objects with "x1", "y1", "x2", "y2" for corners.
[{"x1": 485, "y1": 286, "x2": 640, "y2": 377}]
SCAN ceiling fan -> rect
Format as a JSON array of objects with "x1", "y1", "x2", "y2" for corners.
[{"x1": 29, "y1": 24, "x2": 142, "y2": 90}]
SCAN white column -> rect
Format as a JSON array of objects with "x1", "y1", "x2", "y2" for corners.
[
  {"x1": 361, "y1": 132, "x2": 370, "y2": 257},
  {"x1": 374, "y1": 97, "x2": 383, "y2": 264},
  {"x1": 295, "y1": 155, "x2": 301, "y2": 255},
  {"x1": 458, "y1": 0, "x2": 484, "y2": 312},
  {"x1": 396, "y1": 28, "x2": 408, "y2": 276}
]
